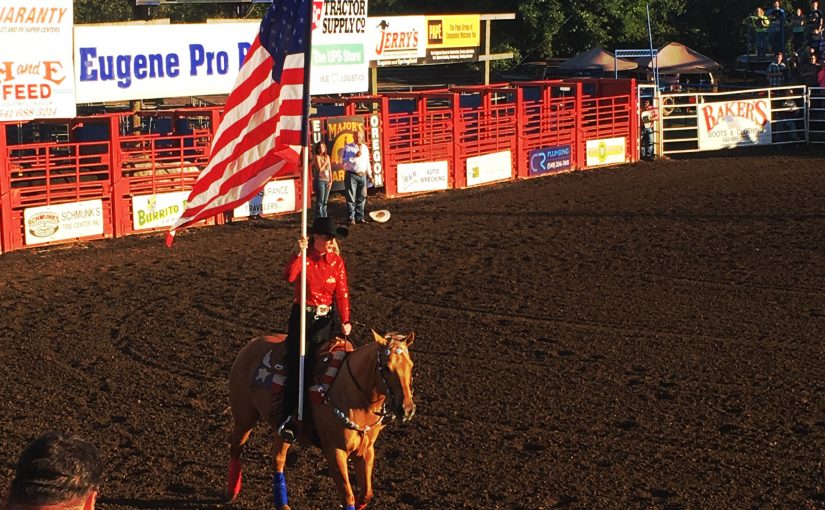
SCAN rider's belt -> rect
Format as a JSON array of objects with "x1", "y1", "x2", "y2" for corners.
[{"x1": 306, "y1": 304, "x2": 332, "y2": 316}]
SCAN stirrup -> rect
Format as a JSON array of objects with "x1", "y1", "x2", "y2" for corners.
[{"x1": 278, "y1": 416, "x2": 297, "y2": 444}]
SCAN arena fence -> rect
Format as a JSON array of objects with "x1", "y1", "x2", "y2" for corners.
[
  {"x1": 0, "y1": 77, "x2": 659, "y2": 253},
  {"x1": 809, "y1": 88, "x2": 825, "y2": 144}
]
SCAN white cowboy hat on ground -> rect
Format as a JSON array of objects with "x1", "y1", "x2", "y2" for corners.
[{"x1": 368, "y1": 210, "x2": 391, "y2": 223}]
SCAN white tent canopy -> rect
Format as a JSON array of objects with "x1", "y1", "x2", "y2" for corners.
[
  {"x1": 639, "y1": 42, "x2": 722, "y2": 74},
  {"x1": 558, "y1": 47, "x2": 639, "y2": 72}
]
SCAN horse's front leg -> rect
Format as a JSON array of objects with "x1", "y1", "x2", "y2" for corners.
[
  {"x1": 324, "y1": 447, "x2": 357, "y2": 510},
  {"x1": 353, "y1": 445, "x2": 375, "y2": 509},
  {"x1": 272, "y1": 437, "x2": 292, "y2": 510}
]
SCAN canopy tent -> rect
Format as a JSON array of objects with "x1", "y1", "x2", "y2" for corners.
[
  {"x1": 639, "y1": 42, "x2": 722, "y2": 74},
  {"x1": 558, "y1": 48, "x2": 639, "y2": 72}
]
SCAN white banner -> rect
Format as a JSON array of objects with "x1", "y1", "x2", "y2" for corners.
[
  {"x1": 466, "y1": 150, "x2": 512, "y2": 187},
  {"x1": 24, "y1": 199, "x2": 104, "y2": 245},
  {"x1": 73, "y1": 22, "x2": 258, "y2": 103},
  {"x1": 697, "y1": 99, "x2": 772, "y2": 150},
  {"x1": 311, "y1": 0, "x2": 369, "y2": 95},
  {"x1": 132, "y1": 191, "x2": 189, "y2": 231},
  {"x1": 366, "y1": 16, "x2": 426, "y2": 65},
  {"x1": 397, "y1": 160, "x2": 449, "y2": 194},
  {"x1": 0, "y1": 0, "x2": 76, "y2": 121},
  {"x1": 233, "y1": 179, "x2": 296, "y2": 218},
  {"x1": 585, "y1": 137, "x2": 626, "y2": 166}
]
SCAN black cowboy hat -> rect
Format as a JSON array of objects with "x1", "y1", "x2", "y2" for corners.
[{"x1": 309, "y1": 217, "x2": 349, "y2": 238}]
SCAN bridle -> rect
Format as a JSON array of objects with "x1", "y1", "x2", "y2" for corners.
[{"x1": 324, "y1": 341, "x2": 409, "y2": 434}]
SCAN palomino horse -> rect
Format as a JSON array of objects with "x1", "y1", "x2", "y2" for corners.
[{"x1": 226, "y1": 330, "x2": 416, "y2": 510}]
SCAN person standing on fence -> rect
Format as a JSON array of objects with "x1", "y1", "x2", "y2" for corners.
[
  {"x1": 767, "y1": 51, "x2": 788, "y2": 86},
  {"x1": 640, "y1": 99, "x2": 656, "y2": 161},
  {"x1": 3, "y1": 432, "x2": 102, "y2": 510},
  {"x1": 311, "y1": 141, "x2": 333, "y2": 218},
  {"x1": 792, "y1": 7, "x2": 808, "y2": 53},
  {"x1": 767, "y1": 0, "x2": 787, "y2": 53},
  {"x1": 342, "y1": 128, "x2": 372, "y2": 226}
]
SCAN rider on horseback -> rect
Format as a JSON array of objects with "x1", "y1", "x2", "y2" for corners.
[{"x1": 278, "y1": 217, "x2": 352, "y2": 443}]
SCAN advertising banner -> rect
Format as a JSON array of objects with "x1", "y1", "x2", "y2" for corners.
[
  {"x1": 73, "y1": 22, "x2": 258, "y2": 103},
  {"x1": 697, "y1": 99, "x2": 772, "y2": 150},
  {"x1": 466, "y1": 150, "x2": 512, "y2": 187},
  {"x1": 585, "y1": 137, "x2": 626, "y2": 167},
  {"x1": 311, "y1": 0, "x2": 369, "y2": 95},
  {"x1": 366, "y1": 16, "x2": 426, "y2": 66},
  {"x1": 0, "y1": 0, "x2": 76, "y2": 121},
  {"x1": 324, "y1": 115, "x2": 365, "y2": 192},
  {"x1": 425, "y1": 15, "x2": 480, "y2": 64},
  {"x1": 529, "y1": 145, "x2": 572, "y2": 176},
  {"x1": 233, "y1": 179, "x2": 296, "y2": 218},
  {"x1": 132, "y1": 191, "x2": 188, "y2": 231},
  {"x1": 24, "y1": 199, "x2": 104, "y2": 245},
  {"x1": 397, "y1": 160, "x2": 449, "y2": 194}
]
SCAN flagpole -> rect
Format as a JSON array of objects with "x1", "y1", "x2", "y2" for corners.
[{"x1": 298, "y1": 0, "x2": 314, "y2": 424}]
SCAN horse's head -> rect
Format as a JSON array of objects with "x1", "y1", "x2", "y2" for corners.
[{"x1": 373, "y1": 329, "x2": 416, "y2": 422}]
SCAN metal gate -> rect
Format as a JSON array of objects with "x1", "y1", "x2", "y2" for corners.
[
  {"x1": 659, "y1": 86, "x2": 807, "y2": 155},
  {"x1": 809, "y1": 87, "x2": 825, "y2": 143}
]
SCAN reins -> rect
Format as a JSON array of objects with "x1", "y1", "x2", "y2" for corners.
[{"x1": 323, "y1": 343, "x2": 398, "y2": 434}]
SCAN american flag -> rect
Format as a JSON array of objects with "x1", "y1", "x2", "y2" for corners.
[{"x1": 166, "y1": 0, "x2": 311, "y2": 247}]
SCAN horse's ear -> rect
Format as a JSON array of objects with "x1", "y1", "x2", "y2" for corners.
[
  {"x1": 372, "y1": 329, "x2": 387, "y2": 346},
  {"x1": 403, "y1": 332, "x2": 415, "y2": 347}
]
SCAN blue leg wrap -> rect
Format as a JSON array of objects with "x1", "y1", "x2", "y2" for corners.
[
  {"x1": 273, "y1": 472, "x2": 288, "y2": 507},
  {"x1": 345, "y1": 506, "x2": 356, "y2": 510}
]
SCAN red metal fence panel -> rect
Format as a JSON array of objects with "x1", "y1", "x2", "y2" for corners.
[
  {"x1": 514, "y1": 81, "x2": 579, "y2": 178},
  {"x1": 575, "y1": 79, "x2": 637, "y2": 169},
  {"x1": 5, "y1": 139, "x2": 114, "y2": 250},
  {"x1": 453, "y1": 86, "x2": 518, "y2": 189},
  {"x1": 382, "y1": 92, "x2": 455, "y2": 198}
]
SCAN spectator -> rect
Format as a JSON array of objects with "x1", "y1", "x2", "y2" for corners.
[
  {"x1": 800, "y1": 51, "x2": 821, "y2": 85},
  {"x1": 342, "y1": 128, "x2": 372, "y2": 226},
  {"x1": 791, "y1": 7, "x2": 808, "y2": 52},
  {"x1": 640, "y1": 99, "x2": 656, "y2": 161},
  {"x1": 767, "y1": 51, "x2": 788, "y2": 86},
  {"x1": 812, "y1": 25, "x2": 825, "y2": 60},
  {"x1": 2, "y1": 432, "x2": 102, "y2": 510},
  {"x1": 767, "y1": 0, "x2": 787, "y2": 53},
  {"x1": 787, "y1": 51, "x2": 802, "y2": 83},
  {"x1": 809, "y1": 1, "x2": 824, "y2": 48},
  {"x1": 819, "y1": 62, "x2": 825, "y2": 86},
  {"x1": 750, "y1": 7, "x2": 771, "y2": 56},
  {"x1": 311, "y1": 140, "x2": 332, "y2": 219}
]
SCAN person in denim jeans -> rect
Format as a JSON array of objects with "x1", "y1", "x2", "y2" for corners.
[
  {"x1": 342, "y1": 129, "x2": 372, "y2": 225},
  {"x1": 311, "y1": 141, "x2": 332, "y2": 218}
]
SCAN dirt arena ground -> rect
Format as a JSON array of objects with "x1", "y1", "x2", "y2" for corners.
[{"x1": 1, "y1": 148, "x2": 825, "y2": 510}]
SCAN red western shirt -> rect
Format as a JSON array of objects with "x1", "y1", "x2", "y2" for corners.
[{"x1": 283, "y1": 247, "x2": 351, "y2": 323}]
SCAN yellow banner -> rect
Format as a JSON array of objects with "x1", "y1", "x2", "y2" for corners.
[{"x1": 425, "y1": 15, "x2": 479, "y2": 49}]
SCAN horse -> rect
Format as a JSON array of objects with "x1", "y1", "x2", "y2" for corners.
[{"x1": 225, "y1": 329, "x2": 416, "y2": 510}]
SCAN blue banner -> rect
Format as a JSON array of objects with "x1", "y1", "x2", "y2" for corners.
[{"x1": 529, "y1": 145, "x2": 572, "y2": 176}]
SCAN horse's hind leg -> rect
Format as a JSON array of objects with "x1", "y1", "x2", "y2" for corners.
[
  {"x1": 224, "y1": 407, "x2": 257, "y2": 503},
  {"x1": 353, "y1": 446, "x2": 375, "y2": 509},
  {"x1": 272, "y1": 437, "x2": 292, "y2": 510}
]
